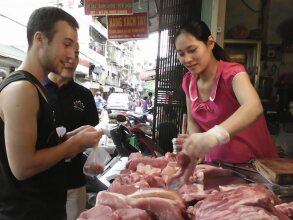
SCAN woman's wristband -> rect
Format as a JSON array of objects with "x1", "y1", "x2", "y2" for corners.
[{"x1": 207, "y1": 125, "x2": 230, "y2": 145}]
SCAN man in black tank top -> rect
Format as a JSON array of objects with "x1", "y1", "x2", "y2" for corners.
[{"x1": 0, "y1": 7, "x2": 103, "y2": 220}]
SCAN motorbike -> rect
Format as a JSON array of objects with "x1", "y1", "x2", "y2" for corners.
[
  {"x1": 108, "y1": 113, "x2": 165, "y2": 157},
  {"x1": 106, "y1": 107, "x2": 153, "y2": 127}
]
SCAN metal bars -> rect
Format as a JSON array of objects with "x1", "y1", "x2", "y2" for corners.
[{"x1": 152, "y1": 0, "x2": 201, "y2": 150}]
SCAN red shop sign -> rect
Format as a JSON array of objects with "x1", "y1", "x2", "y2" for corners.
[
  {"x1": 107, "y1": 12, "x2": 149, "y2": 40},
  {"x1": 84, "y1": 0, "x2": 133, "y2": 15}
]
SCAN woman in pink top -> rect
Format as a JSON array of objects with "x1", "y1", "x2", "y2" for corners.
[{"x1": 175, "y1": 20, "x2": 278, "y2": 163}]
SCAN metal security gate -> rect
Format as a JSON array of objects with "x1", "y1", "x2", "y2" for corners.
[{"x1": 153, "y1": 0, "x2": 201, "y2": 151}]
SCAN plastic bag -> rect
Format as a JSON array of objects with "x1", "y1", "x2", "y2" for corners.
[
  {"x1": 95, "y1": 121, "x2": 111, "y2": 138},
  {"x1": 83, "y1": 146, "x2": 111, "y2": 177}
]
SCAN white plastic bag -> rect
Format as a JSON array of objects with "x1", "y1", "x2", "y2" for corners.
[
  {"x1": 95, "y1": 121, "x2": 111, "y2": 138},
  {"x1": 83, "y1": 121, "x2": 112, "y2": 176},
  {"x1": 83, "y1": 146, "x2": 111, "y2": 177}
]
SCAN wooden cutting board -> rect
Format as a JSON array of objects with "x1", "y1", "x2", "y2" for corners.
[{"x1": 254, "y1": 158, "x2": 293, "y2": 185}]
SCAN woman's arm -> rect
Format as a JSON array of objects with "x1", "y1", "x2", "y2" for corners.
[{"x1": 220, "y1": 72, "x2": 263, "y2": 137}]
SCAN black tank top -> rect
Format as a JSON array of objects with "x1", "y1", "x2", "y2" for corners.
[{"x1": 0, "y1": 71, "x2": 66, "y2": 220}]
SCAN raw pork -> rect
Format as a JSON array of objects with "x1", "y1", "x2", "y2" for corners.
[{"x1": 186, "y1": 184, "x2": 289, "y2": 220}]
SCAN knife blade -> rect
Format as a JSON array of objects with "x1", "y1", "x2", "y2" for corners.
[
  {"x1": 213, "y1": 160, "x2": 258, "y2": 173},
  {"x1": 231, "y1": 169, "x2": 255, "y2": 183}
]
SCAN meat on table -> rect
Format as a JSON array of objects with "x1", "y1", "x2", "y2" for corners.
[{"x1": 78, "y1": 152, "x2": 293, "y2": 220}]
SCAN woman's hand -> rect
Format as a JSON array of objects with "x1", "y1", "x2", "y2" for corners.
[
  {"x1": 183, "y1": 125, "x2": 230, "y2": 159},
  {"x1": 183, "y1": 131, "x2": 218, "y2": 158}
]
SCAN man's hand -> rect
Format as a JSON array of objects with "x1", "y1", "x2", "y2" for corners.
[
  {"x1": 66, "y1": 125, "x2": 92, "y2": 139},
  {"x1": 65, "y1": 126, "x2": 103, "y2": 159}
]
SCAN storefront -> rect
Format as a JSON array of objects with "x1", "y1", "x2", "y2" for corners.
[{"x1": 0, "y1": 44, "x2": 25, "y2": 74}]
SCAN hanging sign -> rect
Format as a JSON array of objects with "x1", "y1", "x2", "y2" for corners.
[
  {"x1": 84, "y1": 0, "x2": 133, "y2": 15},
  {"x1": 107, "y1": 12, "x2": 149, "y2": 40}
]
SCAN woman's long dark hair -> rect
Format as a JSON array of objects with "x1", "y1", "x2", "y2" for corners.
[{"x1": 175, "y1": 20, "x2": 229, "y2": 61}]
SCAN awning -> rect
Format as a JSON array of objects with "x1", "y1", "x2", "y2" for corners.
[
  {"x1": 81, "y1": 81, "x2": 102, "y2": 89},
  {"x1": 76, "y1": 64, "x2": 89, "y2": 76},
  {"x1": 139, "y1": 70, "x2": 156, "y2": 81},
  {"x1": 101, "y1": 85, "x2": 123, "y2": 93},
  {"x1": 75, "y1": 53, "x2": 90, "y2": 76},
  {"x1": 79, "y1": 57, "x2": 90, "y2": 68},
  {"x1": 0, "y1": 44, "x2": 26, "y2": 61},
  {"x1": 81, "y1": 81, "x2": 123, "y2": 92}
]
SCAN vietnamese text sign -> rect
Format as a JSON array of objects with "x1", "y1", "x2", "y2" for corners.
[
  {"x1": 107, "y1": 12, "x2": 149, "y2": 40},
  {"x1": 84, "y1": 0, "x2": 133, "y2": 15}
]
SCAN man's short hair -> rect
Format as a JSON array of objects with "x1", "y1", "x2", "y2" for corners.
[{"x1": 27, "y1": 6, "x2": 79, "y2": 48}]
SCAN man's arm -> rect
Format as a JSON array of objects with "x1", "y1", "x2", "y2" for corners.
[{"x1": 1, "y1": 81, "x2": 102, "y2": 180}]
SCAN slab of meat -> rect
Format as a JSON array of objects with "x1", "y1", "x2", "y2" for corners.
[
  {"x1": 108, "y1": 178, "x2": 150, "y2": 195},
  {"x1": 128, "y1": 197, "x2": 185, "y2": 220},
  {"x1": 78, "y1": 205, "x2": 150, "y2": 220},
  {"x1": 78, "y1": 204, "x2": 112, "y2": 220},
  {"x1": 161, "y1": 162, "x2": 178, "y2": 176},
  {"x1": 128, "y1": 188, "x2": 185, "y2": 209},
  {"x1": 144, "y1": 175, "x2": 166, "y2": 188},
  {"x1": 168, "y1": 154, "x2": 234, "y2": 189},
  {"x1": 186, "y1": 184, "x2": 290, "y2": 220},
  {"x1": 187, "y1": 204, "x2": 282, "y2": 220},
  {"x1": 194, "y1": 164, "x2": 234, "y2": 177},
  {"x1": 95, "y1": 190, "x2": 185, "y2": 220},
  {"x1": 115, "y1": 172, "x2": 144, "y2": 184},
  {"x1": 108, "y1": 173, "x2": 167, "y2": 195},
  {"x1": 111, "y1": 208, "x2": 150, "y2": 220},
  {"x1": 166, "y1": 152, "x2": 195, "y2": 190},
  {"x1": 218, "y1": 184, "x2": 248, "y2": 192},
  {"x1": 136, "y1": 163, "x2": 162, "y2": 176},
  {"x1": 163, "y1": 152, "x2": 178, "y2": 162},
  {"x1": 96, "y1": 191, "x2": 131, "y2": 210},
  {"x1": 275, "y1": 202, "x2": 293, "y2": 217},
  {"x1": 128, "y1": 152, "x2": 144, "y2": 160},
  {"x1": 127, "y1": 157, "x2": 169, "y2": 171},
  {"x1": 178, "y1": 183, "x2": 218, "y2": 202}
]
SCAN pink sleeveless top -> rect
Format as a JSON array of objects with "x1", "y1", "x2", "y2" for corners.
[{"x1": 182, "y1": 60, "x2": 278, "y2": 163}]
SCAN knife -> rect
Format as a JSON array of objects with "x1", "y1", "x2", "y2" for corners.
[
  {"x1": 231, "y1": 169, "x2": 255, "y2": 183},
  {"x1": 213, "y1": 160, "x2": 258, "y2": 173}
]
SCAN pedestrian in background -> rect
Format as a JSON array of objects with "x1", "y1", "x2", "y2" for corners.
[
  {"x1": 0, "y1": 7, "x2": 102, "y2": 220},
  {"x1": 142, "y1": 96, "x2": 148, "y2": 113},
  {"x1": 44, "y1": 43, "x2": 99, "y2": 220},
  {"x1": 147, "y1": 92, "x2": 154, "y2": 113},
  {"x1": 126, "y1": 88, "x2": 135, "y2": 111},
  {"x1": 94, "y1": 91, "x2": 106, "y2": 112}
]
